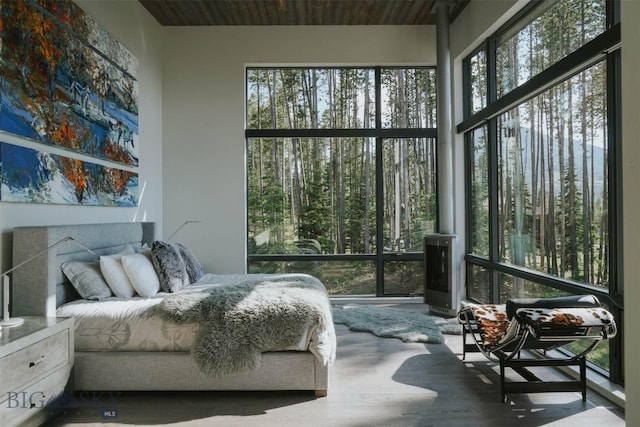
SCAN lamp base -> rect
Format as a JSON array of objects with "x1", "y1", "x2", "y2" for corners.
[{"x1": 0, "y1": 317, "x2": 24, "y2": 327}]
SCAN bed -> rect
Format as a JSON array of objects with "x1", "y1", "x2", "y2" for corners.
[{"x1": 11, "y1": 222, "x2": 335, "y2": 397}]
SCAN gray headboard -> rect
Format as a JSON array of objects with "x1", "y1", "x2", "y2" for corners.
[{"x1": 11, "y1": 222, "x2": 155, "y2": 317}]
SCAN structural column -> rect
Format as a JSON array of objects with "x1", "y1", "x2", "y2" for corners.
[{"x1": 436, "y1": 1, "x2": 454, "y2": 234}]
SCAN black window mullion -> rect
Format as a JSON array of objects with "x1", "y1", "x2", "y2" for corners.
[
  {"x1": 486, "y1": 35, "x2": 499, "y2": 304},
  {"x1": 607, "y1": 48, "x2": 624, "y2": 385},
  {"x1": 245, "y1": 128, "x2": 436, "y2": 139},
  {"x1": 463, "y1": 131, "x2": 477, "y2": 300},
  {"x1": 487, "y1": 118, "x2": 500, "y2": 303},
  {"x1": 486, "y1": 37, "x2": 497, "y2": 105},
  {"x1": 374, "y1": 67, "x2": 385, "y2": 296},
  {"x1": 607, "y1": 50, "x2": 623, "y2": 303},
  {"x1": 462, "y1": 53, "x2": 472, "y2": 119},
  {"x1": 607, "y1": 0, "x2": 620, "y2": 28}
]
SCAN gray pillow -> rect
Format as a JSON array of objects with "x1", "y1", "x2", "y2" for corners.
[
  {"x1": 176, "y1": 243, "x2": 204, "y2": 283},
  {"x1": 62, "y1": 260, "x2": 113, "y2": 300},
  {"x1": 151, "y1": 241, "x2": 189, "y2": 292}
]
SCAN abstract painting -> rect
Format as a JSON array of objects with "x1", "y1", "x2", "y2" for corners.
[
  {"x1": 0, "y1": 0, "x2": 139, "y2": 166},
  {"x1": 0, "y1": 141, "x2": 138, "y2": 206}
]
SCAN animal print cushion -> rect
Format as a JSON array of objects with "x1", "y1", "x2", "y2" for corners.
[
  {"x1": 459, "y1": 303, "x2": 617, "y2": 347},
  {"x1": 459, "y1": 303, "x2": 510, "y2": 346},
  {"x1": 515, "y1": 307, "x2": 617, "y2": 338}
]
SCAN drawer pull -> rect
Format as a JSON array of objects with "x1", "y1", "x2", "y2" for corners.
[
  {"x1": 28, "y1": 356, "x2": 46, "y2": 368},
  {"x1": 29, "y1": 393, "x2": 47, "y2": 409}
]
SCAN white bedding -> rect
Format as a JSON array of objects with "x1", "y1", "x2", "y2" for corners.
[{"x1": 57, "y1": 273, "x2": 336, "y2": 366}]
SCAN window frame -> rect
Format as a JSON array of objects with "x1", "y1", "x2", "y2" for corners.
[
  {"x1": 245, "y1": 66, "x2": 439, "y2": 297},
  {"x1": 460, "y1": 0, "x2": 622, "y2": 382}
]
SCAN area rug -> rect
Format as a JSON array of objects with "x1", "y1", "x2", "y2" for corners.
[{"x1": 332, "y1": 304, "x2": 461, "y2": 344}]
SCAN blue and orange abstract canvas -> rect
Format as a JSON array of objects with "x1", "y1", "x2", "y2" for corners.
[
  {"x1": 0, "y1": 142, "x2": 138, "y2": 206},
  {"x1": 0, "y1": 0, "x2": 139, "y2": 166}
]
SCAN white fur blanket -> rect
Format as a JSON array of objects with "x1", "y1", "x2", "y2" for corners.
[{"x1": 156, "y1": 274, "x2": 336, "y2": 376}]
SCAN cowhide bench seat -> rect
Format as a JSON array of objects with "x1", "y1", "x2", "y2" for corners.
[{"x1": 457, "y1": 295, "x2": 617, "y2": 402}]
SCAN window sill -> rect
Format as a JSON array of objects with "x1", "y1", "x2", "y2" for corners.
[{"x1": 552, "y1": 352, "x2": 625, "y2": 408}]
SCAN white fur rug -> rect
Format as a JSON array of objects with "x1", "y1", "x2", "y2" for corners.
[{"x1": 332, "y1": 304, "x2": 461, "y2": 343}]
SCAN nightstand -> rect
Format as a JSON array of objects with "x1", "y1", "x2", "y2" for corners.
[{"x1": 0, "y1": 317, "x2": 74, "y2": 427}]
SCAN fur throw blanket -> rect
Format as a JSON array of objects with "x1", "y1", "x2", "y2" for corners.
[{"x1": 155, "y1": 275, "x2": 335, "y2": 376}]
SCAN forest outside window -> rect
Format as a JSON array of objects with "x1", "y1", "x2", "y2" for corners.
[
  {"x1": 498, "y1": 61, "x2": 608, "y2": 288},
  {"x1": 246, "y1": 67, "x2": 438, "y2": 296},
  {"x1": 495, "y1": 0, "x2": 607, "y2": 99}
]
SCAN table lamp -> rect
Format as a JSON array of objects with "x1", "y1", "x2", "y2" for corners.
[{"x1": 0, "y1": 236, "x2": 97, "y2": 327}]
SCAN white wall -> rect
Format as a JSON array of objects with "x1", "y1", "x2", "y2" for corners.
[
  {"x1": 0, "y1": 1, "x2": 164, "y2": 307},
  {"x1": 162, "y1": 25, "x2": 437, "y2": 273},
  {"x1": 621, "y1": 0, "x2": 640, "y2": 424},
  {"x1": 450, "y1": 0, "x2": 525, "y2": 60}
]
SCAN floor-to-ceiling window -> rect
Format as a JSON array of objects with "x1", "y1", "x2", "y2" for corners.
[
  {"x1": 459, "y1": 0, "x2": 622, "y2": 382},
  {"x1": 245, "y1": 67, "x2": 437, "y2": 296}
]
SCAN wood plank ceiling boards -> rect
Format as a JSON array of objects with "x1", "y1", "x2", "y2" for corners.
[{"x1": 139, "y1": 0, "x2": 471, "y2": 26}]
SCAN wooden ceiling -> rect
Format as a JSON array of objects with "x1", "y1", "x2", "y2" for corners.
[{"x1": 139, "y1": 0, "x2": 471, "y2": 26}]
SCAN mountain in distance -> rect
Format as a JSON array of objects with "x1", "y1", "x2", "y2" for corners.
[{"x1": 503, "y1": 126, "x2": 606, "y2": 201}]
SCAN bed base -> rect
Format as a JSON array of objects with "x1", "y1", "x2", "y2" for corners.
[{"x1": 74, "y1": 351, "x2": 329, "y2": 397}]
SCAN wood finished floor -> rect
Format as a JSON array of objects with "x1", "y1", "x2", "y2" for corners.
[{"x1": 45, "y1": 303, "x2": 624, "y2": 427}]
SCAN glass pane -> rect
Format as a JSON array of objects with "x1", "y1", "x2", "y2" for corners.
[
  {"x1": 496, "y1": 0, "x2": 606, "y2": 97},
  {"x1": 248, "y1": 260, "x2": 376, "y2": 295},
  {"x1": 469, "y1": 127, "x2": 490, "y2": 257},
  {"x1": 497, "y1": 62, "x2": 608, "y2": 288},
  {"x1": 384, "y1": 260, "x2": 423, "y2": 296},
  {"x1": 381, "y1": 68, "x2": 437, "y2": 128},
  {"x1": 570, "y1": 333, "x2": 611, "y2": 372},
  {"x1": 498, "y1": 273, "x2": 572, "y2": 302},
  {"x1": 566, "y1": 333, "x2": 610, "y2": 371},
  {"x1": 246, "y1": 68, "x2": 375, "y2": 129},
  {"x1": 468, "y1": 50, "x2": 487, "y2": 116},
  {"x1": 467, "y1": 263, "x2": 491, "y2": 303},
  {"x1": 247, "y1": 137, "x2": 377, "y2": 255},
  {"x1": 382, "y1": 138, "x2": 437, "y2": 252}
]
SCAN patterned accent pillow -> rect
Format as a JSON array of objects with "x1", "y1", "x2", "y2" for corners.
[
  {"x1": 151, "y1": 241, "x2": 189, "y2": 292},
  {"x1": 176, "y1": 243, "x2": 204, "y2": 283},
  {"x1": 62, "y1": 260, "x2": 113, "y2": 300}
]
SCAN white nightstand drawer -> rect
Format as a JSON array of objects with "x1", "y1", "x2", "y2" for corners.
[
  {"x1": 0, "y1": 365, "x2": 71, "y2": 427},
  {"x1": 0, "y1": 330, "x2": 69, "y2": 400}
]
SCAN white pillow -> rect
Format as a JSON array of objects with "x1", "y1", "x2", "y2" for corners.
[
  {"x1": 100, "y1": 253, "x2": 136, "y2": 298},
  {"x1": 121, "y1": 250, "x2": 160, "y2": 297}
]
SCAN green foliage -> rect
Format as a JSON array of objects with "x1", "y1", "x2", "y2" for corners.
[{"x1": 298, "y1": 180, "x2": 331, "y2": 252}]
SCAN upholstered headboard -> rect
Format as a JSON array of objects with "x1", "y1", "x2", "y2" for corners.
[{"x1": 11, "y1": 222, "x2": 155, "y2": 317}]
